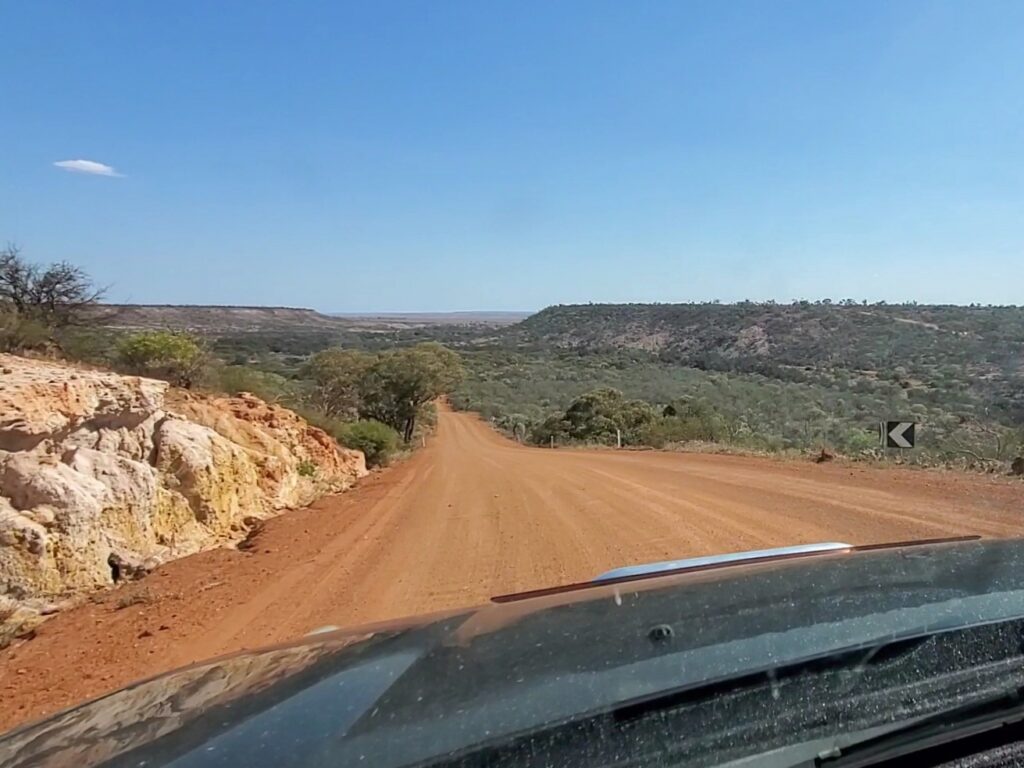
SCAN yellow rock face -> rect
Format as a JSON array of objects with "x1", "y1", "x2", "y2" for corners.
[
  {"x1": 170, "y1": 391, "x2": 366, "y2": 508},
  {"x1": 0, "y1": 354, "x2": 367, "y2": 626}
]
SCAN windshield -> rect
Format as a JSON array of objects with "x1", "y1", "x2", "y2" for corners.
[{"x1": 1, "y1": 2, "x2": 1023, "y2": 766}]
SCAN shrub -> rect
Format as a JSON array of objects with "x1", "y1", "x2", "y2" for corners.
[
  {"x1": 117, "y1": 331, "x2": 206, "y2": 388},
  {"x1": 477, "y1": 402, "x2": 503, "y2": 421},
  {"x1": 296, "y1": 460, "x2": 317, "y2": 477},
  {"x1": 530, "y1": 387, "x2": 658, "y2": 446},
  {"x1": 336, "y1": 420, "x2": 401, "y2": 467},
  {"x1": 531, "y1": 414, "x2": 570, "y2": 446},
  {"x1": 496, "y1": 413, "x2": 532, "y2": 441}
]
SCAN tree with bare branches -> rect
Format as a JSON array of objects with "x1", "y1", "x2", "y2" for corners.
[{"x1": 0, "y1": 244, "x2": 105, "y2": 328}]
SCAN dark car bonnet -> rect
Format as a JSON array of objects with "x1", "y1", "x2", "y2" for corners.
[{"x1": 4, "y1": 537, "x2": 1024, "y2": 768}]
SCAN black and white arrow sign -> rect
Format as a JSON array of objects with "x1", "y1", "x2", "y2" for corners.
[{"x1": 883, "y1": 421, "x2": 916, "y2": 449}]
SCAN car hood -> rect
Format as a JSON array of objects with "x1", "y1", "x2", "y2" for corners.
[{"x1": 5, "y1": 537, "x2": 1024, "y2": 768}]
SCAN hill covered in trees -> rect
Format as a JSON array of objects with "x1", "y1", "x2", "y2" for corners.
[
  {"x1": 448, "y1": 302, "x2": 1024, "y2": 465},
  {"x1": 493, "y1": 302, "x2": 1024, "y2": 424}
]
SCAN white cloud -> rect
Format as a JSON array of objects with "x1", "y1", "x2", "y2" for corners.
[{"x1": 53, "y1": 159, "x2": 123, "y2": 177}]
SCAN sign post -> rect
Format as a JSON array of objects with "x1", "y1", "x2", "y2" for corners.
[{"x1": 880, "y1": 421, "x2": 916, "y2": 449}]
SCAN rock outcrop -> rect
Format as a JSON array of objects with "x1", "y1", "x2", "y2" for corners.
[{"x1": 0, "y1": 354, "x2": 366, "y2": 637}]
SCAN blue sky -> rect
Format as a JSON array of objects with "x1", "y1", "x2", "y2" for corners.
[{"x1": 2, "y1": 1, "x2": 1023, "y2": 311}]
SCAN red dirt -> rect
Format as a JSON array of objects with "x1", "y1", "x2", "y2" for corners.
[{"x1": 1, "y1": 408, "x2": 1021, "y2": 732}]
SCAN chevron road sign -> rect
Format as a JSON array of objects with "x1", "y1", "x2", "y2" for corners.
[{"x1": 881, "y1": 421, "x2": 916, "y2": 449}]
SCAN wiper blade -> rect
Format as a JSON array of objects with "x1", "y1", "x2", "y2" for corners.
[{"x1": 813, "y1": 685, "x2": 1024, "y2": 767}]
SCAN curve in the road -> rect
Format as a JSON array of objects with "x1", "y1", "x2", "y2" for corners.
[
  {"x1": 1, "y1": 406, "x2": 1021, "y2": 731},
  {"x1": 191, "y1": 406, "x2": 1024, "y2": 656}
]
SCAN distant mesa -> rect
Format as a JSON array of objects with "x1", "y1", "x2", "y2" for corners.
[{"x1": 92, "y1": 305, "x2": 532, "y2": 333}]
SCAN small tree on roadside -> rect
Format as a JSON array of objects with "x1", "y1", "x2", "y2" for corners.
[
  {"x1": 359, "y1": 342, "x2": 464, "y2": 442},
  {"x1": 304, "y1": 347, "x2": 373, "y2": 419},
  {"x1": 300, "y1": 342, "x2": 464, "y2": 444},
  {"x1": 117, "y1": 331, "x2": 206, "y2": 388}
]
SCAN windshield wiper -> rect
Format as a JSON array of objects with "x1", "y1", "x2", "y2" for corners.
[{"x1": 810, "y1": 684, "x2": 1024, "y2": 767}]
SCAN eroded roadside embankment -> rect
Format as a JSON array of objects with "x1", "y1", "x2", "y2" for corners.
[{"x1": 0, "y1": 354, "x2": 366, "y2": 646}]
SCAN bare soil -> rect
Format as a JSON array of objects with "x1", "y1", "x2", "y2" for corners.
[{"x1": 1, "y1": 408, "x2": 1021, "y2": 732}]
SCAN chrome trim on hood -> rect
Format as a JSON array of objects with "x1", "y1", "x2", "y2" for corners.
[{"x1": 593, "y1": 542, "x2": 853, "y2": 582}]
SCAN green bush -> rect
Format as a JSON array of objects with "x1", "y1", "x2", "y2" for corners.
[
  {"x1": 646, "y1": 398, "x2": 728, "y2": 444},
  {"x1": 296, "y1": 460, "x2": 317, "y2": 477},
  {"x1": 337, "y1": 420, "x2": 401, "y2": 467},
  {"x1": 116, "y1": 331, "x2": 206, "y2": 388},
  {"x1": 530, "y1": 387, "x2": 658, "y2": 446},
  {"x1": 531, "y1": 414, "x2": 570, "y2": 445},
  {"x1": 495, "y1": 413, "x2": 532, "y2": 441}
]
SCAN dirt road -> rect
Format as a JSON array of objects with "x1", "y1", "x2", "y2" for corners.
[{"x1": 2, "y1": 408, "x2": 1022, "y2": 730}]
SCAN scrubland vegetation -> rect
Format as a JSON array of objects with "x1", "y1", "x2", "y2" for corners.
[{"x1": 5, "y1": 245, "x2": 1022, "y2": 471}]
